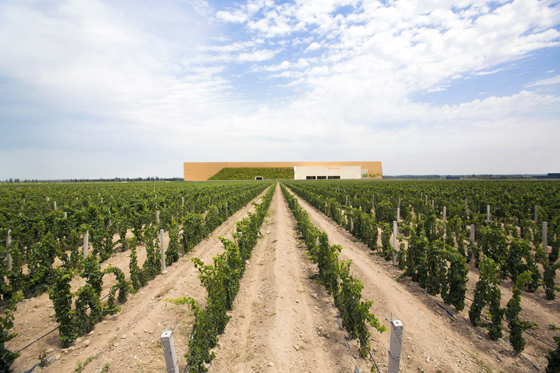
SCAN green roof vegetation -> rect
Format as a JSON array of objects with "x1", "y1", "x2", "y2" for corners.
[{"x1": 208, "y1": 167, "x2": 294, "y2": 180}]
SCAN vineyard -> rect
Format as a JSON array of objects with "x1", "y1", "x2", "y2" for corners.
[{"x1": 1, "y1": 180, "x2": 560, "y2": 372}]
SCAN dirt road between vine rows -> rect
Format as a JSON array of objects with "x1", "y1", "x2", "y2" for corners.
[
  {"x1": 212, "y1": 183, "x2": 371, "y2": 373},
  {"x1": 288, "y1": 186, "x2": 546, "y2": 373},
  {"x1": 8, "y1": 187, "x2": 270, "y2": 373}
]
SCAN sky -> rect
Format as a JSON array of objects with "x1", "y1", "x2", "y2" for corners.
[{"x1": 0, "y1": 0, "x2": 559, "y2": 179}]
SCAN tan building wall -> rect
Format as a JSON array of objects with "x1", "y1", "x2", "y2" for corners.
[{"x1": 184, "y1": 161, "x2": 382, "y2": 181}]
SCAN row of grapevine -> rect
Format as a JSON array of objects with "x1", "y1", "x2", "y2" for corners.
[
  {"x1": 283, "y1": 180, "x2": 560, "y2": 360},
  {"x1": 0, "y1": 181, "x2": 274, "y2": 370},
  {"x1": 280, "y1": 183, "x2": 386, "y2": 361},
  {"x1": 0, "y1": 182, "x2": 271, "y2": 305},
  {"x1": 165, "y1": 184, "x2": 276, "y2": 373}
]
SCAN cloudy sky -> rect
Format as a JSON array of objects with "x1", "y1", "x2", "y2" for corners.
[{"x1": 1, "y1": 0, "x2": 559, "y2": 179}]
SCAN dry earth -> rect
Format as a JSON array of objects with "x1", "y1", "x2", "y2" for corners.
[
  {"x1": 211, "y1": 183, "x2": 370, "y2": 373},
  {"x1": 7, "y1": 183, "x2": 560, "y2": 373}
]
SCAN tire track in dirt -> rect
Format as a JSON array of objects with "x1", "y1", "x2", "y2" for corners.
[
  {"x1": 8, "y1": 187, "x2": 271, "y2": 373},
  {"x1": 287, "y1": 186, "x2": 535, "y2": 373},
  {"x1": 212, "y1": 183, "x2": 371, "y2": 373}
]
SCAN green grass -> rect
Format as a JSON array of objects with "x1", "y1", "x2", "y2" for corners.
[{"x1": 208, "y1": 167, "x2": 294, "y2": 180}]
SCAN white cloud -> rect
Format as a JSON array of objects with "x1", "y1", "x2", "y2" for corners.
[
  {"x1": 474, "y1": 68, "x2": 504, "y2": 76},
  {"x1": 525, "y1": 74, "x2": 560, "y2": 87},
  {"x1": 216, "y1": 9, "x2": 249, "y2": 23},
  {"x1": 305, "y1": 42, "x2": 321, "y2": 52}
]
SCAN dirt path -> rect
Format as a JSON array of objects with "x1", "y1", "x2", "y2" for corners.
[
  {"x1": 8, "y1": 188, "x2": 270, "y2": 373},
  {"x1": 212, "y1": 183, "x2": 371, "y2": 373},
  {"x1": 287, "y1": 186, "x2": 547, "y2": 373}
]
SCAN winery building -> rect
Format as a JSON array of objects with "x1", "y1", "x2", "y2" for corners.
[{"x1": 183, "y1": 162, "x2": 382, "y2": 181}]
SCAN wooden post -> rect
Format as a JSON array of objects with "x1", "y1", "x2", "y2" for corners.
[
  {"x1": 397, "y1": 207, "x2": 400, "y2": 223},
  {"x1": 431, "y1": 200, "x2": 434, "y2": 208},
  {"x1": 226, "y1": 201, "x2": 228, "y2": 215},
  {"x1": 443, "y1": 207, "x2": 446, "y2": 221},
  {"x1": 350, "y1": 217, "x2": 354, "y2": 232},
  {"x1": 161, "y1": 330, "x2": 179, "y2": 373},
  {"x1": 393, "y1": 221, "x2": 398, "y2": 266},
  {"x1": 6, "y1": 230, "x2": 12, "y2": 270},
  {"x1": 487, "y1": 205, "x2": 490, "y2": 222},
  {"x1": 543, "y1": 222, "x2": 548, "y2": 254},
  {"x1": 182, "y1": 196, "x2": 184, "y2": 207},
  {"x1": 372, "y1": 195, "x2": 375, "y2": 211},
  {"x1": 534, "y1": 206, "x2": 538, "y2": 224},
  {"x1": 64, "y1": 212, "x2": 67, "y2": 219},
  {"x1": 156, "y1": 211, "x2": 160, "y2": 224},
  {"x1": 101, "y1": 197, "x2": 103, "y2": 203},
  {"x1": 160, "y1": 229, "x2": 166, "y2": 273},
  {"x1": 470, "y1": 224, "x2": 475, "y2": 266},
  {"x1": 83, "y1": 230, "x2": 89, "y2": 258},
  {"x1": 346, "y1": 195, "x2": 348, "y2": 206},
  {"x1": 387, "y1": 319, "x2": 404, "y2": 373},
  {"x1": 53, "y1": 201, "x2": 56, "y2": 210}
]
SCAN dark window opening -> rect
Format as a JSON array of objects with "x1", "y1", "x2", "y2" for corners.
[
  {"x1": 255, "y1": 176, "x2": 263, "y2": 180},
  {"x1": 317, "y1": 176, "x2": 327, "y2": 180},
  {"x1": 328, "y1": 176, "x2": 340, "y2": 179},
  {"x1": 306, "y1": 176, "x2": 316, "y2": 179}
]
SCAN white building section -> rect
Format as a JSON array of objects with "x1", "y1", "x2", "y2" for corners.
[{"x1": 294, "y1": 166, "x2": 363, "y2": 180}]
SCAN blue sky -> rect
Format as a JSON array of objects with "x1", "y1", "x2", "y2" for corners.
[{"x1": 1, "y1": 0, "x2": 559, "y2": 179}]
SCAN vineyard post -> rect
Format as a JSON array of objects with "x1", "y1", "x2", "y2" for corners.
[
  {"x1": 6, "y1": 229, "x2": 12, "y2": 270},
  {"x1": 346, "y1": 196, "x2": 348, "y2": 206},
  {"x1": 350, "y1": 217, "x2": 354, "y2": 232},
  {"x1": 443, "y1": 207, "x2": 447, "y2": 221},
  {"x1": 534, "y1": 206, "x2": 538, "y2": 224},
  {"x1": 181, "y1": 196, "x2": 184, "y2": 207},
  {"x1": 83, "y1": 230, "x2": 89, "y2": 258},
  {"x1": 543, "y1": 222, "x2": 548, "y2": 254},
  {"x1": 226, "y1": 201, "x2": 228, "y2": 215},
  {"x1": 487, "y1": 205, "x2": 490, "y2": 222},
  {"x1": 372, "y1": 196, "x2": 374, "y2": 211},
  {"x1": 397, "y1": 208, "x2": 400, "y2": 223},
  {"x1": 101, "y1": 197, "x2": 103, "y2": 203},
  {"x1": 387, "y1": 319, "x2": 404, "y2": 373},
  {"x1": 431, "y1": 200, "x2": 434, "y2": 208},
  {"x1": 470, "y1": 225, "x2": 475, "y2": 266},
  {"x1": 54, "y1": 201, "x2": 56, "y2": 210},
  {"x1": 64, "y1": 212, "x2": 67, "y2": 219},
  {"x1": 160, "y1": 229, "x2": 166, "y2": 273},
  {"x1": 161, "y1": 329, "x2": 179, "y2": 373},
  {"x1": 393, "y1": 221, "x2": 398, "y2": 266},
  {"x1": 156, "y1": 211, "x2": 160, "y2": 224}
]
